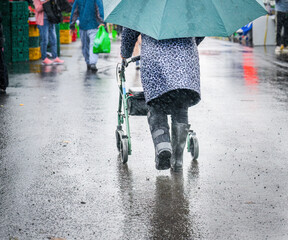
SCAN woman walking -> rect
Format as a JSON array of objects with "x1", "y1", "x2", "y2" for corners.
[
  {"x1": 121, "y1": 28, "x2": 203, "y2": 172},
  {"x1": 33, "y1": 0, "x2": 64, "y2": 65}
]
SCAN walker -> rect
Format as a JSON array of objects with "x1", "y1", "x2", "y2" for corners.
[{"x1": 115, "y1": 56, "x2": 199, "y2": 164}]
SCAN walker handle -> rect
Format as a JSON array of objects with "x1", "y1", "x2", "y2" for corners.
[
  {"x1": 120, "y1": 55, "x2": 141, "y2": 72},
  {"x1": 130, "y1": 56, "x2": 141, "y2": 63},
  {"x1": 121, "y1": 59, "x2": 128, "y2": 71}
]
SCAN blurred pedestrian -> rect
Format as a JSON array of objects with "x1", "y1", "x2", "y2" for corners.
[
  {"x1": 0, "y1": 13, "x2": 8, "y2": 92},
  {"x1": 70, "y1": 0, "x2": 104, "y2": 72},
  {"x1": 33, "y1": 0, "x2": 64, "y2": 65},
  {"x1": 275, "y1": 0, "x2": 288, "y2": 53},
  {"x1": 121, "y1": 28, "x2": 204, "y2": 171}
]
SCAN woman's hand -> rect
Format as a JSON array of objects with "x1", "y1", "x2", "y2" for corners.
[{"x1": 40, "y1": 0, "x2": 50, "y2": 5}]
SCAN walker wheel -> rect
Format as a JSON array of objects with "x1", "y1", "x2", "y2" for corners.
[
  {"x1": 115, "y1": 129, "x2": 123, "y2": 151},
  {"x1": 120, "y1": 136, "x2": 129, "y2": 164},
  {"x1": 188, "y1": 131, "x2": 199, "y2": 161}
]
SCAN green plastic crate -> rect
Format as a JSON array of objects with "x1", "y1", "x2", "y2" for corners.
[
  {"x1": 10, "y1": 1, "x2": 28, "y2": 13},
  {"x1": 60, "y1": 22, "x2": 70, "y2": 30},
  {"x1": 62, "y1": 12, "x2": 71, "y2": 17},
  {"x1": 2, "y1": 16, "x2": 10, "y2": 27},
  {"x1": 11, "y1": 36, "x2": 29, "y2": 49},
  {"x1": 10, "y1": 1, "x2": 29, "y2": 25},
  {"x1": 0, "y1": 2, "x2": 10, "y2": 16},
  {"x1": 11, "y1": 48, "x2": 29, "y2": 63},
  {"x1": 29, "y1": 36, "x2": 40, "y2": 48},
  {"x1": 11, "y1": 12, "x2": 29, "y2": 25},
  {"x1": 11, "y1": 24, "x2": 29, "y2": 39}
]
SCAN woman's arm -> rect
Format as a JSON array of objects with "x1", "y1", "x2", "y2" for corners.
[
  {"x1": 70, "y1": 0, "x2": 79, "y2": 29},
  {"x1": 33, "y1": 0, "x2": 44, "y2": 13},
  {"x1": 95, "y1": 0, "x2": 104, "y2": 25},
  {"x1": 121, "y1": 28, "x2": 141, "y2": 58}
]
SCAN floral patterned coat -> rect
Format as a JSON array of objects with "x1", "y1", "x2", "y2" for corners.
[{"x1": 121, "y1": 28, "x2": 201, "y2": 106}]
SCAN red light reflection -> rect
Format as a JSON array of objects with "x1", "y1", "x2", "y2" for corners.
[{"x1": 242, "y1": 51, "x2": 259, "y2": 86}]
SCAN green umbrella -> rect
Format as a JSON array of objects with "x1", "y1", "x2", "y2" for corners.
[{"x1": 103, "y1": 0, "x2": 267, "y2": 40}]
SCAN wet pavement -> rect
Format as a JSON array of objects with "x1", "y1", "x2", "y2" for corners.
[{"x1": 0, "y1": 38, "x2": 288, "y2": 240}]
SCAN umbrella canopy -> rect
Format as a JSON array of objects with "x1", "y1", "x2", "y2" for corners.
[{"x1": 103, "y1": 0, "x2": 267, "y2": 40}]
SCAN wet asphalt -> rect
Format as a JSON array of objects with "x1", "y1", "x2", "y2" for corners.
[{"x1": 0, "y1": 37, "x2": 288, "y2": 240}]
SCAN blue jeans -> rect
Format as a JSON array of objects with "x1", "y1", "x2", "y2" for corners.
[
  {"x1": 38, "y1": 19, "x2": 58, "y2": 60},
  {"x1": 79, "y1": 29, "x2": 99, "y2": 65}
]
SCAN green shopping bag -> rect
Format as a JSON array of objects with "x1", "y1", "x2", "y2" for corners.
[{"x1": 93, "y1": 26, "x2": 111, "y2": 54}]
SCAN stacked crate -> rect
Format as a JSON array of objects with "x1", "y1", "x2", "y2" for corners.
[
  {"x1": 59, "y1": 22, "x2": 72, "y2": 44},
  {"x1": 0, "y1": 0, "x2": 12, "y2": 63},
  {"x1": 10, "y1": 1, "x2": 29, "y2": 62},
  {"x1": 28, "y1": 24, "x2": 41, "y2": 60}
]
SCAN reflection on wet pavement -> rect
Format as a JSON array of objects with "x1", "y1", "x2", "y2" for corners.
[{"x1": 1, "y1": 38, "x2": 288, "y2": 239}]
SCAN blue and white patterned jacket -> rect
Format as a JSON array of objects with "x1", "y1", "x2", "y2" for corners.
[{"x1": 121, "y1": 28, "x2": 201, "y2": 105}]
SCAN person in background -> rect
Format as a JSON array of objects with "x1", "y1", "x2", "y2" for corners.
[
  {"x1": 121, "y1": 27, "x2": 204, "y2": 172},
  {"x1": 275, "y1": 0, "x2": 288, "y2": 53},
  {"x1": 70, "y1": 0, "x2": 104, "y2": 72},
  {"x1": 33, "y1": 0, "x2": 64, "y2": 65},
  {"x1": 0, "y1": 13, "x2": 8, "y2": 92}
]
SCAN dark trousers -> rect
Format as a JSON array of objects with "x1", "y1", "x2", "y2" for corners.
[
  {"x1": 276, "y1": 11, "x2": 288, "y2": 47},
  {"x1": 148, "y1": 104, "x2": 188, "y2": 129},
  {"x1": 148, "y1": 90, "x2": 191, "y2": 128}
]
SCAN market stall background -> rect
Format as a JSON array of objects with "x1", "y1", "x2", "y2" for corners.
[
  {"x1": 0, "y1": 0, "x2": 76, "y2": 64},
  {"x1": 0, "y1": 0, "x2": 281, "y2": 64}
]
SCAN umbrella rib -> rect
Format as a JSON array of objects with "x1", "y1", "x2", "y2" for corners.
[
  {"x1": 210, "y1": 0, "x2": 228, "y2": 35},
  {"x1": 159, "y1": 0, "x2": 169, "y2": 39}
]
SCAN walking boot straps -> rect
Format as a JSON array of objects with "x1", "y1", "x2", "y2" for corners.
[
  {"x1": 152, "y1": 128, "x2": 172, "y2": 170},
  {"x1": 152, "y1": 128, "x2": 172, "y2": 156},
  {"x1": 171, "y1": 123, "x2": 190, "y2": 172}
]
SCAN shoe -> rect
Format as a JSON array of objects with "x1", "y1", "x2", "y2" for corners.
[
  {"x1": 53, "y1": 57, "x2": 64, "y2": 65},
  {"x1": 170, "y1": 123, "x2": 190, "y2": 172},
  {"x1": 275, "y1": 45, "x2": 284, "y2": 54},
  {"x1": 42, "y1": 58, "x2": 53, "y2": 65},
  {"x1": 156, "y1": 147, "x2": 172, "y2": 170},
  {"x1": 87, "y1": 64, "x2": 91, "y2": 70},
  {"x1": 90, "y1": 64, "x2": 98, "y2": 72},
  {"x1": 282, "y1": 47, "x2": 288, "y2": 54}
]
